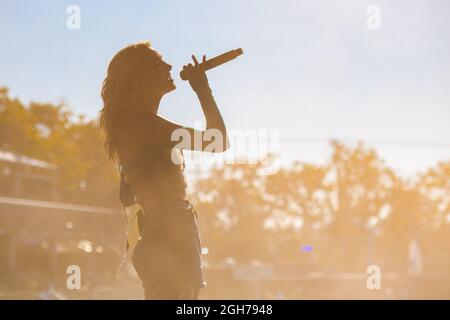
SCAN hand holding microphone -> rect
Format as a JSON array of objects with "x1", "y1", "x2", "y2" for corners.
[
  {"x1": 181, "y1": 48, "x2": 244, "y2": 94},
  {"x1": 182, "y1": 54, "x2": 210, "y2": 94}
]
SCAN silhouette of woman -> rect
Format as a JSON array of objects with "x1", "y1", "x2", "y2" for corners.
[{"x1": 99, "y1": 41, "x2": 229, "y2": 299}]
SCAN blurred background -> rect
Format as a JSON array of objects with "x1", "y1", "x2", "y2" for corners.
[{"x1": 0, "y1": 0, "x2": 449, "y2": 299}]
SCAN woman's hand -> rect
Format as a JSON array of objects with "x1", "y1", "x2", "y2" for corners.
[{"x1": 182, "y1": 54, "x2": 211, "y2": 94}]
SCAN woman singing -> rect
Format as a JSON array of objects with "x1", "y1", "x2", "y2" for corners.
[{"x1": 99, "y1": 41, "x2": 229, "y2": 299}]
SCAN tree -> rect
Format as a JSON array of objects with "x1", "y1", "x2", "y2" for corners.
[{"x1": 0, "y1": 87, "x2": 119, "y2": 206}]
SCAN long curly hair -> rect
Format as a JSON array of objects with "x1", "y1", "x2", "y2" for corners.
[{"x1": 99, "y1": 41, "x2": 161, "y2": 162}]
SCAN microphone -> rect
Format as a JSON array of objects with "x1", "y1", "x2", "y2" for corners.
[{"x1": 180, "y1": 48, "x2": 243, "y2": 81}]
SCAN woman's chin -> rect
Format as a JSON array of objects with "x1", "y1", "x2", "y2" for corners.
[
  {"x1": 160, "y1": 81, "x2": 176, "y2": 95},
  {"x1": 167, "y1": 82, "x2": 176, "y2": 92}
]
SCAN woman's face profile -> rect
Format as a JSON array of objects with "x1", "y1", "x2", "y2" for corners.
[{"x1": 147, "y1": 47, "x2": 176, "y2": 96}]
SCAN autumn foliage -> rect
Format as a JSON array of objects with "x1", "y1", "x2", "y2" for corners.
[{"x1": 1, "y1": 87, "x2": 449, "y2": 295}]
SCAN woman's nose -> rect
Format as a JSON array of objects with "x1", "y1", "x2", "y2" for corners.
[{"x1": 166, "y1": 63, "x2": 172, "y2": 71}]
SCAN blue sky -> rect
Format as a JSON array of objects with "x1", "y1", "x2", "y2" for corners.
[{"x1": 1, "y1": 0, "x2": 450, "y2": 175}]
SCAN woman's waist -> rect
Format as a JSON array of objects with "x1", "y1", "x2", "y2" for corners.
[
  {"x1": 137, "y1": 198, "x2": 198, "y2": 238},
  {"x1": 127, "y1": 170, "x2": 188, "y2": 198},
  {"x1": 135, "y1": 184, "x2": 189, "y2": 208},
  {"x1": 139, "y1": 197, "x2": 193, "y2": 214}
]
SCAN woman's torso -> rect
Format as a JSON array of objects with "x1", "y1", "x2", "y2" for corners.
[{"x1": 115, "y1": 117, "x2": 188, "y2": 211}]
